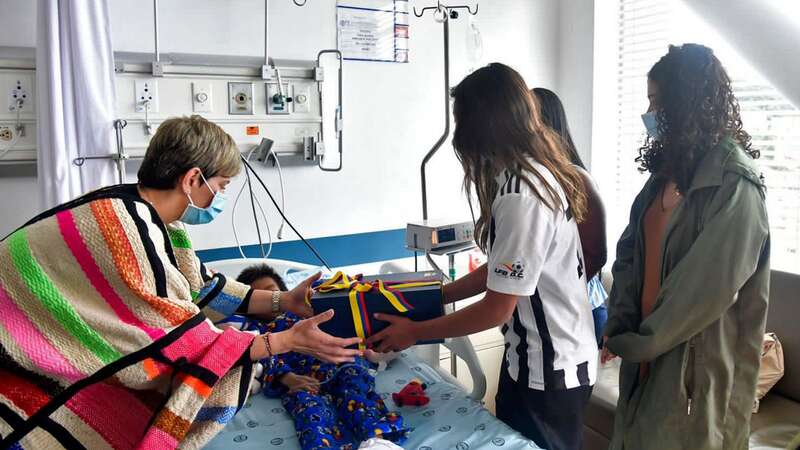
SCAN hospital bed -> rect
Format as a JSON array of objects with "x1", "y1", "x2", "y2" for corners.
[{"x1": 204, "y1": 258, "x2": 539, "y2": 450}]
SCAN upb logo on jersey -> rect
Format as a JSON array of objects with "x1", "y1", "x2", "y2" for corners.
[{"x1": 495, "y1": 261, "x2": 525, "y2": 279}]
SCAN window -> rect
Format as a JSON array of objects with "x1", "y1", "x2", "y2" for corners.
[
  {"x1": 601, "y1": 0, "x2": 800, "y2": 273},
  {"x1": 766, "y1": 0, "x2": 800, "y2": 29}
]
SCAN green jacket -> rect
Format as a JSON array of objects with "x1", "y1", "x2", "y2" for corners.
[{"x1": 605, "y1": 137, "x2": 771, "y2": 450}]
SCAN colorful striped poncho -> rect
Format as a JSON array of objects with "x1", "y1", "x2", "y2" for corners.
[{"x1": 0, "y1": 184, "x2": 257, "y2": 449}]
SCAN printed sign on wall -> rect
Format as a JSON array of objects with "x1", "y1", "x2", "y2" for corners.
[{"x1": 337, "y1": 0, "x2": 409, "y2": 63}]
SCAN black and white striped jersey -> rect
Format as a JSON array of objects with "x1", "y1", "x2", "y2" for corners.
[{"x1": 487, "y1": 163, "x2": 598, "y2": 391}]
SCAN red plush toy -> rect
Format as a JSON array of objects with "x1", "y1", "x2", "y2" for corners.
[{"x1": 392, "y1": 379, "x2": 430, "y2": 407}]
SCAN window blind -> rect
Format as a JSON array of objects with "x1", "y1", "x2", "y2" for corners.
[{"x1": 614, "y1": 0, "x2": 800, "y2": 272}]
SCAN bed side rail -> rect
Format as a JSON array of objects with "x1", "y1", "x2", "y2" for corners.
[{"x1": 379, "y1": 261, "x2": 488, "y2": 402}]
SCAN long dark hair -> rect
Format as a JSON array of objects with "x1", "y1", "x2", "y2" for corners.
[
  {"x1": 532, "y1": 88, "x2": 586, "y2": 169},
  {"x1": 452, "y1": 63, "x2": 587, "y2": 251},
  {"x1": 637, "y1": 44, "x2": 756, "y2": 193}
]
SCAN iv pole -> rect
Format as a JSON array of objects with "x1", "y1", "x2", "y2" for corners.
[
  {"x1": 420, "y1": 16, "x2": 450, "y2": 222},
  {"x1": 414, "y1": 1, "x2": 479, "y2": 380},
  {"x1": 418, "y1": 2, "x2": 478, "y2": 221}
]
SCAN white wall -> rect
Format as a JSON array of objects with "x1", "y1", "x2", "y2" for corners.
[
  {"x1": 0, "y1": 165, "x2": 39, "y2": 237},
  {"x1": 555, "y1": 0, "x2": 595, "y2": 169},
  {"x1": 0, "y1": 0, "x2": 36, "y2": 48},
  {"x1": 682, "y1": 0, "x2": 800, "y2": 109},
  {"x1": 590, "y1": 0, "x2": 623, "y2": 244},
  {"x1": 0, "y1": 0, "x2": 565, "y2": 252},
  {"x1": 0, "y1": 0, "x2": 39, "y2": 233}
]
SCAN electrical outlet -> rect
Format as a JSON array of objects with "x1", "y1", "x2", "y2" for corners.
[
  {"x1": 192, "y1": 82, "x2": 213, "y2": 113},
  {"x1": 228, "y1": 82, "x2": 254, "y2": 115},
  {"x1": 7, "y1": 79, "x2": 31, "y2": 112},
  {"x1": 266, "y1": 82, "x2": 291, "y2": 115},
  {"x1": 0, "y1": 127, "x2": 12, "y2": 141},
  {"x1": 134, "y1": 79, "x2": 159, "y2": 112},
  {"x1": 292, "y1": 84, "x2": 311, "y2": 114},
  {"x1": 303, "y1": 136, "x2": 316, "y2": 160}
]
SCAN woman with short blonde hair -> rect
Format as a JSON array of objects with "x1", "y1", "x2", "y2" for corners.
[
  {"x1": 137, "y1": 115, "x2": 241, "y2": 189},
  {"x1": 0, "y1": 115, "x2": 359, "y2": 449}
]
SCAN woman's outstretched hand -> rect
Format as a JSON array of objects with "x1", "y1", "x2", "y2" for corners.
[
  {"x1": 281, "y1": 272, "x2": 320, "y2": 318},
  {"x1": 286, "y1": 309, "x2": 363, "y2": 363},
  {"x1": 366, "y1": 313, "x2": 419, "y2": 353}
]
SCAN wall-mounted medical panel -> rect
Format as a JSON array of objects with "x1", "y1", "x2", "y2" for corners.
[
  {"x1": 0, "y1": 49, "x2": 333, "y2": 166},
  {"x1": 0, "y1": 70, "x2": 36, "y2": 163},
  {"x1": 113, "y1": 62, "x2": 324, "y2": 161}
]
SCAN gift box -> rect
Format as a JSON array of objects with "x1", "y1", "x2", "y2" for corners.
[{"x1": 311, "y1": 271, "x2": 445, "y2": 349}]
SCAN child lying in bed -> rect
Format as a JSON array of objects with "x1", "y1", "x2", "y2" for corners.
[{"x1": 220, "y1": 265, "x2": 408, "y2": 450}]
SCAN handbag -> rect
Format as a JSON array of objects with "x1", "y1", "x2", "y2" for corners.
[{"x1": 753, "y1": 332, "x2": 785, "y2": 413}]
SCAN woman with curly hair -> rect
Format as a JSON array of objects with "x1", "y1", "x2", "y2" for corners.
[{"x1": 602, "y1": 44, "x2": 770, "y2": 450}]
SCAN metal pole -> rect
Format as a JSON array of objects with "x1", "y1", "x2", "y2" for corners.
[
  {"x1": 70, "y1": 121, "x2": 129, "y2": 182},
  {"x1": 265, "y1": 0, "x2": 270, "y2": 68},
  {"x1": 448, "y1": 252, "x2": 457, "y2": 377},
  {"x1": 420, "y1": 17, "x2": 450, "y2": 221},
  {"x1": 261, "y1": 0, "x2": 272, "y2": 79},
  {"x1": 117, "y1": 158, "x2": 126, "y2": 184},
  {"x1": 114, "y1": 120, "x2": 127, "y2": 183},
  {"x1": 318, "y1": 50, "x2": 344, "y2": 172},
  {"x1": 153, "y1": 0, "x2": 160, "y2": 62}
]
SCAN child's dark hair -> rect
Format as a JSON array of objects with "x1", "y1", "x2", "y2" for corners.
[{"x1": 236, "y1": 264, "x2": 288, "y2": 291}]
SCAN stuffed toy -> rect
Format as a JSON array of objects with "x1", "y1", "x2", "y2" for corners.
[{"x1": 392, "y1": 379, "x2": 429, "y2": 407}]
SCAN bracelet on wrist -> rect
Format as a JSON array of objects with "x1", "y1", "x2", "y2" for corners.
[{"x1": 263, "y1": 332, "x2": 273, "y2": 357}]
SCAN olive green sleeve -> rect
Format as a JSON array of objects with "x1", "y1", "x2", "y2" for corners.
[
  {"x1": 604, "y1": 179, "x2": 653, "y2": 337},
  {"x1": 606, "y1": 175, "x2": 769, "y2": 362}
]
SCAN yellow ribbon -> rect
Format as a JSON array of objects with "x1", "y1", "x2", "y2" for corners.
[
  {"x1": 348, "y1": 283, "x2": 371, "y2": 350},
  {"x1": 314, "y1": 272, "x2": 441, "y2": 350},
  {"x1": 316, "y1": 271, "x2": 356, "y2": 292}
]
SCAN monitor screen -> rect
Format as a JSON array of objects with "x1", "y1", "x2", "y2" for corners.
[{"x1": 437, "y1": 228, "x2": 456, "y2": 243}]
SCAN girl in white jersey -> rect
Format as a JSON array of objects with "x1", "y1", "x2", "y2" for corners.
[{"x1": 368, "y1": 63, "x2": 598, "y2": 450}]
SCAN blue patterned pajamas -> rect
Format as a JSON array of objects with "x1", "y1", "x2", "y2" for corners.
[{"x1": 223, "y1": 313, "x2": 407, "y2": 450}]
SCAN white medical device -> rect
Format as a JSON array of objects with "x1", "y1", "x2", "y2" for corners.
[{"x1": 406, "y1": 220, "x2": 474, "y2": 252}]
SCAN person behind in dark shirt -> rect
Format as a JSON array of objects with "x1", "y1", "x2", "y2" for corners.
[{"x1": 532, "y1": 87, "x2": 609, "y2": 346}]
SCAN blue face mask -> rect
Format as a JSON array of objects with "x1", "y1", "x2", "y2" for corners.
[
  {"x1": 641, "y1": 111, "x2": 661, "y2": 140},
  {"x1": 180, "y1": 174, "x2": 226, "y2": 225}
]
